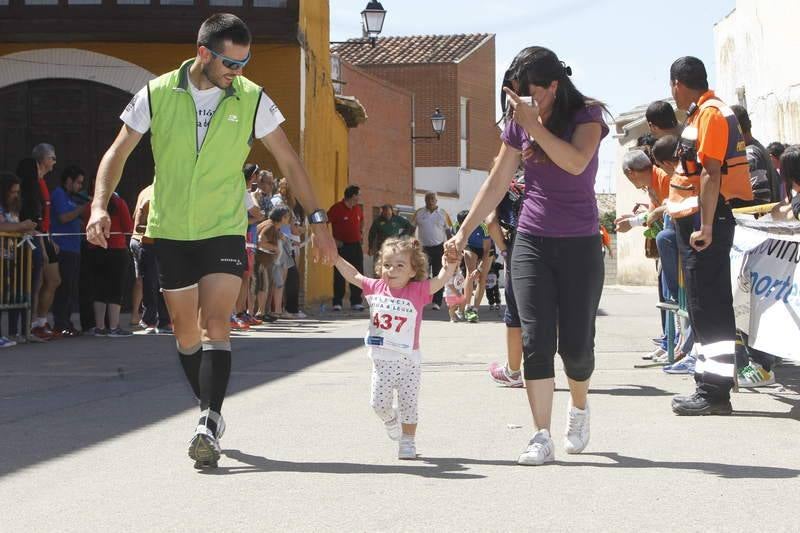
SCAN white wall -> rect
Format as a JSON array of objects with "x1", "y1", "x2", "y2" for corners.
[
  {"x1": 714, "y1": 0, "x2": 800, "y2": 143},
  {"x1": 414, "y1": 166, "x2": 489, "y2": 220}
]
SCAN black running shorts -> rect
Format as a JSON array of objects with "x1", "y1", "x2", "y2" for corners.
[{"x1": 153, "y1": 235, "x2": 247, "y2": 291}]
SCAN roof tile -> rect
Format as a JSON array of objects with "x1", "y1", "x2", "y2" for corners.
[{"x1": 332, "y1": 33, "x2": 492, "y2": 65}]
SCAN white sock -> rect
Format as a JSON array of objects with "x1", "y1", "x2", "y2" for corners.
[
  {"x1": 33, "y1": 317, "x2": 46, "y2": 328},
  {"x1": 401, "y1": 433, "x2": 415, "y2": 442}
]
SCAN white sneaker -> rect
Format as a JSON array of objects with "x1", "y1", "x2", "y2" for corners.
[
  {"x1": 564, "y1": 403, "x2": 590, "y2": 454},
  {"x1": 642, "y1": 346, "x2": 666, "y2": 360},
  {"x1": 398, "y1": 436, "x2": 417, "y2": 459},
  {"x1": 332, "y1": 305, "x2": 343, "y2": 311},
  {"x1": 517, "y1": 429, "x2": 555, "y2": 465},
  {"x1": 292, "y1": 310, "x2": 308, "y2": 319},
  {"x1": 352, "y1": 304, "x2": 366, "y2": 312},
  {"x1": 0, "y1": 336, "x2": 17, "y2": 348},
  {"x1": 431, "y1": 303, "x2": 441, "y2": 311},
  {"x1": 384, "y1": 409, "x2": 401, "y2": 441},
  {"x1": 188, "y1": 425, "x2": 221, "y2": 468}
]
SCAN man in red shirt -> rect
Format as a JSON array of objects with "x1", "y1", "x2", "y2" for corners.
[
  {"x1": 327, "y1": 185, "x2": 365, "y2": 311},
  {"x1": 31, "y1": 143, "x2": 62, "y2": 340}
]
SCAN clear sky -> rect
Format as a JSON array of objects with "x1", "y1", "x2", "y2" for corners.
[{"x1": 330, "y1": 0, "x2": 736, "y2": 192}]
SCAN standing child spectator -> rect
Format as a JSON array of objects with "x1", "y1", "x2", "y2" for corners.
[
  {"x1": 256, "y1": 206, "x2": 290, "y2": 320},
  {"x1": 333, "y1": 236, "x2": 458, "y2": 459},
  {"x1": 485, "y1": 258, "x2": 502, "y2": 310}
]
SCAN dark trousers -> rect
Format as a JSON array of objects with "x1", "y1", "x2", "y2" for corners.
[
  {"x1": 285, "y1": 265, "x2": 300, "y2": 313},
  {"x1": 423, "y1": 244, "x2": 445, "y2": 305},
  {"x1": 333, "y1": 242, "x2": 363, "y2": 306},
  {"x1": 52, "y1": 250, "x2": 80, "y2": 331},
  {"x1": 79, "y1": 242, "x2": 95, "y2": 331},
  {"x1": 141, "y1": 243, "x2": 170, "y2": 328},
  {"x1": 511, "y1": 233, "x2": 604, "y2": 381},
  {"x1": 675, "y1": 198, "x2": 737, "y2": 401}
]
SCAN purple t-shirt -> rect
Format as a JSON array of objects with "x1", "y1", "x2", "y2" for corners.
[{"x1": 501, "y1": 105, "x2": 609, "y2": 238}]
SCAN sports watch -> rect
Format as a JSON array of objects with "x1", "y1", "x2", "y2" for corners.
[{"x1": 307, "y1": 209, "x2": 328, "y2": 224}]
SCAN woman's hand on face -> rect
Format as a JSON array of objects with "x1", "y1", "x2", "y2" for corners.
[{"x1": 503, "y1": 87, "x2": 540, "y2": 132}]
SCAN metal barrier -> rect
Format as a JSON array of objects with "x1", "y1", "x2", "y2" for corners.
[{"x1": 0, "y1": 232, "x2": 33, "y2": 339}]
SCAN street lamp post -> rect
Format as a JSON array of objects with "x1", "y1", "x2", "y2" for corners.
[
  {"x1": 330, "y1": 1, "x2": 387, "y2": 48},
  {"x1": 411, "y1": 108, "x2": 446, "y2": 140}
]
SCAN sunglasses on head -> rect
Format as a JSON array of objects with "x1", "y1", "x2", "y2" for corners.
[{"x1": 207, "y1": 47, "x2": 251, "y2": 70}]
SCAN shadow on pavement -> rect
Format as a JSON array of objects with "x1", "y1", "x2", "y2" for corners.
[
  {"x1": 561, "y1": 452, "x2": 800, "y2": 479},
  {"x1": 555, "y1": 385, "x2": 676, "y2": 397},
  {"x1": 0, "y1": 332, "x2": 362, "y2": 478},
  {"x1": 206, "y1": 449, "x2": 516, "y2": 479}
]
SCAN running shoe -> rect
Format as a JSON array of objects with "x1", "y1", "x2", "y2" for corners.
[
  {"x1": 59, "y1": 327, "x2": 81, "y2": 338},
  {"x1": 465, "y1": 307, "x2": 479, "y2": 323},
  {"x1": 398, "y1": 436, "x2": 417, "y2": 460},
  {"x1": 85, "y1": 327, "x2": 108, "y2": 337},
  {"x1": 517, "y1": 429, "x2": 555, "y2": 465},
  {"x1": 663, "y1": 355, "x2": 696, "y2": 374},
  {"x1": 455, "y1": 310, "x2": 465, "y2": 321},
  {"x1": 156, "y1": 325, "x2": 174, "y2": 335},
  {"x1": 31, "y1": 326, "x2": 54, "y2": 341},
  {"x1": 642, "y1": 346, "x2": 666, "y2": 360},
  {"x1": 230, "y1": 314, "x2": 249, "y2": 330},
  {"x1": 564, "y1": 403, "x2": 590, "y2": 454},
  {"x1": 290, "y1": 310, "x2": 308, "y2": 319},
  {"x1": 255, "y1": 313, "x2": 277, "y2": 323},
  {"x1": 189, "y1": 425, "x2": 221, "y2": 469},
  {"x1": 107, "y1": 328, "x2": 133, "y2": 338},
  {"x1": 431, "y1": 303, "x2": 441, "y2": 311},
  {"x1": 0, "y1": 336, "x2": 17, "y2": 348},
  {"x1": 737, "y1": 363, "x2": 776, "y2": 388},
  {"x1": 332, "y1": 305, "x2": 343, "y2": 311},
  {"x1": 244, "y1": 313, "x2": 262, "y2": 326},
  {"x1": 488, "y1": 361, "x2": 523, "y2": 388},
  {"x1": 352, "y1": 304, "x2": 366, "y2": 312},
  {"x1": 671, "y1": 392, "x2": 732, "y2": 416}
]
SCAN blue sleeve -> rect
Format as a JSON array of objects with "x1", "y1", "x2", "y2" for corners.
[{"x1": 50, "y1": 188, "x2": 72, "y2": 216}]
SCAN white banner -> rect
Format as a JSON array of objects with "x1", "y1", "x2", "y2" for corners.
[{"x1": 731, "y1": 217, "x2": 800, "y2": 361}]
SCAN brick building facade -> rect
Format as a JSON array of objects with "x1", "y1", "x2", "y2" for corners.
[{"x1": 334, "y1": 34, "x2": 499, "y2": 218}]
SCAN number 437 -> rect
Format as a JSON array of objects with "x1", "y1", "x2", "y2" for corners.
[{"x1": 372, "y1": 313, "x2": 408, "y2": 332}]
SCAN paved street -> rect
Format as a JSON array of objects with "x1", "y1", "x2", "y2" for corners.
[{"x1": 1, "y1": 286, "x2": 798, "y2": 532}]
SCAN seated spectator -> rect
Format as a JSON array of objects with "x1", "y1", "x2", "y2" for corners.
[{"x1": 0, "y1": 172, "x2": 37, "y2": 347}]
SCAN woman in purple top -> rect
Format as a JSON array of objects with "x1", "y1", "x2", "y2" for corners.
[{"x1": 448, "y1": 47, "x2": 609, "y2": 466}]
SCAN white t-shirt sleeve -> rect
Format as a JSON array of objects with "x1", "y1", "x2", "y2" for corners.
[
  {"x1": 120, "y1": 85, "x2": 151, "y2": 134},
  {"x1": 254, "y1": 92, "x2": 286, "y2": 139}
]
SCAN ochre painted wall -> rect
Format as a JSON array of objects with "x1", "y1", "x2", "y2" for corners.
[{"x1": 298, "y1": 0, "x2": 350, "y2": 306}]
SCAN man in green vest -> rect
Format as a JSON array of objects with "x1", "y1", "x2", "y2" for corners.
[{"x1": 86, "y1": 13, "x2": 336, "y2": 468}]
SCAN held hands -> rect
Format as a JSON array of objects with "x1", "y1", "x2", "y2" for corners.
[
  {"x1": 443, "y1": 244, "x2": 460, "y2": 265},
  {"x1": 310, "y1": 224, "x2": 338, "y2": 265},
  {"x1": 86, "y1": 206, "x2": 111, "y2": 248},
  {"x1": 690, "y1": 224, "x2": 713, "y2": 252},
  {"x1": 503, "y1": 87, "x2": 540, "y2": 133},
  {"x1": 444, "y1": 232, "x2": 467, "y2": 258}
]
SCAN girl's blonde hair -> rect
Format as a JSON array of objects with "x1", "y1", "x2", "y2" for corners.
[{"x1": 375, "y1": 236, "x2": 429, "y2": 281}]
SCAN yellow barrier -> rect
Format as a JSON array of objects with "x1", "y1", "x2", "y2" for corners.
[
  {"x1": 732, "y1": 202, "x2": 779, "y2": 216},
  {"x1": 0, "y1": 232, "x2": 33, "y2": 338}
]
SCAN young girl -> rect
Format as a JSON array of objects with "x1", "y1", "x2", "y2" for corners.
[{"x1": 334, "y1": 236, "x2": 458, "y2": 459}]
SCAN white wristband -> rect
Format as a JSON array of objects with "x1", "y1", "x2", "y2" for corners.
[{"x1": 629, "y1": 213, "x2": 647, "y2": 228}]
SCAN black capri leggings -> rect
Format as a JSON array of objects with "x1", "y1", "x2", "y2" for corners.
[
  {"x1": 91, "y1": 247, "x2": 129, "y2": 305},
  {"x1": 511, "y1": 232, "x2": 604, "y2": 381}
]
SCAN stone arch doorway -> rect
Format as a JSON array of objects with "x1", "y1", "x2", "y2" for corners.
[{"x1": 0, "y1": 78, "x2": 153, "y2": 211}]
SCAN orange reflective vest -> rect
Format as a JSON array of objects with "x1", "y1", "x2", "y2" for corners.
[{"x1": 667, "y1": 97, "x2": 753, "y2": 218}]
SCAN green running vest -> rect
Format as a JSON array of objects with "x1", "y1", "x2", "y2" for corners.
[{"x1": 145, "y1": 58, "x2": 262, "y2": 240}]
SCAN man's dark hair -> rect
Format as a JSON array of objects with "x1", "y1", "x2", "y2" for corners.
[
  {"x1": 197, "y1": 13, "x2": 251, "y2": 52},
  {"x1": 780, "y1": 145, "x2": 800, "y2": 185},
  {"x1": 670, "y1": 56, "x2": 709, "y2": 92},
  {"x1": 344, "y1": 185, "x2": 360, "y2": 199},
  {"x1": 653, "y1": 135, "x2": 679, "y2": 164},
  {"x1": 730, "y1": 105, "x2": 751, "y2": 134},
  {"x1": 60, "y1": 165, "x2": 84, "y2": 187},
  {"x1": 0, "y1": 172, "x2": 21, "y2": 212},
  {"x1": 767, "y1": 141, "x2": 787, "y2": 159},
  {"x1": 636, "y1": 133, "x2": 656, "y2": 149},
  {"x1": 243, "y1": 163, "x2": 259, "y2": 182},
  {"x1": 645, "y1": 100, "x2": 678, "y2": 130}
]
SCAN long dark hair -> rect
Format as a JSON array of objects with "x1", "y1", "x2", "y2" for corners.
[
  {"x1": 17, "y1": 157, "x2": 42, "y2": 224},
  {"x1": 508, "y1": 46, "x2": 608, "y2": 140},
  {"x1": 0, "y1": 172, "x2": 21, "y2": 213}
]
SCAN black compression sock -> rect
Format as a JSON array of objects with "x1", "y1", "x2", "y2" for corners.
[{"x1": 178, "y1": 345, "x2": 203, "y2": 407}]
